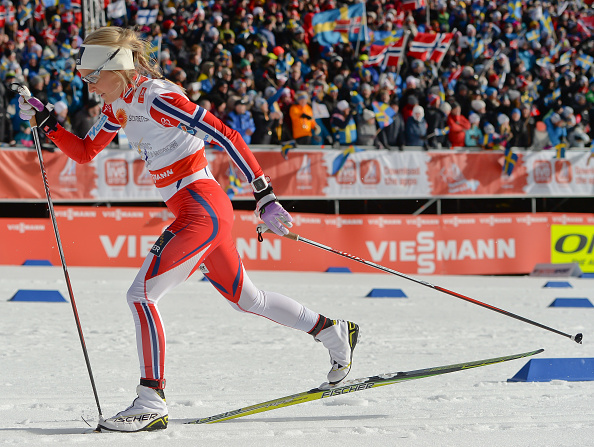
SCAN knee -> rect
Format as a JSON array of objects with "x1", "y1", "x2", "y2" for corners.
[
  {"x1": 126, "y1": 282, "x2": 145, "y2": 307},
  {"x1": 235, "y1": 288, "x2": 264, "y2": 314}
]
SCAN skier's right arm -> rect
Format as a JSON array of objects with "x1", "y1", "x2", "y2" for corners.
[{"x1": 18, "y1": 95, "x2": 119, "y2": 164}]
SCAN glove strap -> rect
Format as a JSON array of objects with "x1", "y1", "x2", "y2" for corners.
[
  {"x1": 255, "y1": 190, "x2": 277, "y2": 215},
  {"x1": 36, "y1": 108, "x2": 58, "y2": 134}
]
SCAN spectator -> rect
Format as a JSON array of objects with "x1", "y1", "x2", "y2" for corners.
[
  {"x1": 531, "y1": 121, "x2": 550, "y2": 151},
  {"x1": 465, "y1": 113, "x2": 483, "y2": 148},
  {"x1": 71, "y1": 98, "x2": 102, "y2": 138},
  {"x1": 289, "y1": 91, "x2": 315, "y2": 145},
  {"x1": 482, "y1": 123, "x2": 505, "y2": 151},
  {"x1": 357, "y1": 109, "x2": 378, "y2": 147},
  {"x1": 14, "y1": 121, "x2": 33, "y2": 148},
  {"x1": 497, "y1": 114, "x2": 512, "y2": 149},
  {"x1": 225, "y1": 97, "x2": 255, "y2": 144},
  {"x1": 47, "y1": 79, "x2": 67, "y2": 105},
  {"x1": 447, "y1": 102, "x2": 471, "y2": 148},
  {"x1": 196, "y1": 61, "x2": 215, "y2": 95},
  {"x1": 53, "y1": 100, "x2": 71, "y2": 132},
  {"x1": 250, "y1": 97, "x2": 271, "y2": 145},
  {"x1": 29, "y1": 75, "x2": 49, "y2": 106},
  {"x1": 331, "y1": 100, "x2": 357, "y2": 147},
  {"x1": 186, "y1": 82, "x2": 201, "y2": 103},
  {"x1": 425, "y1": 94, "x2": 449, "y2": 149},
  {"x1": 544, "y1": 113, "x2": 567, "y2": 147},
  {"x1": 377, "y1": 100, "x2": 405, "y2": 150},
  {"x1": 405, "y1": 105, "x2": 427, "y2": 147}
]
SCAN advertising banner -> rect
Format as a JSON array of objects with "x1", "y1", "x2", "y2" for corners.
[
  {"x1": 2, "y1": 148, "x2": 594, "y2": 201},
  {"x1": 550, "y1": 222, "x2": 594, "y2": 271},
  {"x1": 3, "y1": 208, "x2": 593, "y2": 275}
]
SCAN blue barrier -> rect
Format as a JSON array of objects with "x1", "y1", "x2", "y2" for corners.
[
  {"x1": 325, "y1": 267, "x2": 352, "y2": 273},
  {"x1": 9, "y1": 289, "x2": 67, "y2": 302},
  {"x1": 508, "y1": 358, "x2": 594, "y2": 382},
  {"x1": 366, "y1": 288, "x2": 408, "y2": 298},
  {"x1": 543, "y1": 281, "x2": 573, "y2": 288},
  {"x1": 22, "y1": 260, "x2": 53, "y2": 266},
  {"x1": 549, "y1": 298, "x2": 594, "y2": 308},
  {"x1": 580, "y1": 273, "x2": 594, "y2": 278}
]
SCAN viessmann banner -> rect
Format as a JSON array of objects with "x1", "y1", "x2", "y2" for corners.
[
  {"x1": 1, "y1": 148, "x2": 594, "y2": 200},
  {"x1": 2, "y1": 208, "x2": 594, "y2": 275}
]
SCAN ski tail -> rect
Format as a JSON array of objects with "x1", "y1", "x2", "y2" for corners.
[{"x1": 187, "y1": 349, "x2": 544, "y2": 425}]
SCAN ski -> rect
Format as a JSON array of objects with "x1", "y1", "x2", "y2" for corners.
[{"x1": 187, "y1": 348, "x2": 543, "y2": 424}]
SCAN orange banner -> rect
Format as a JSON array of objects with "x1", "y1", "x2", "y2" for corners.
[{"x1": 3, "y1": 207, "x2": 592, "y2": 274}]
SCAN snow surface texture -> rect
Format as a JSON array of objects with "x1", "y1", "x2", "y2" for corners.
[{"x1": 1, "y1": 266, "x2": 593, "y2": 446}]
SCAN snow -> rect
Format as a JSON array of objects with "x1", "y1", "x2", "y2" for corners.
[{"x1": 1, "y1": 266, "x2": 593, "y2": 446}]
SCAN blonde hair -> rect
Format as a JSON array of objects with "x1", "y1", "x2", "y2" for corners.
[{"x1": 83, "y1": 27, "x2": 162, "y2": 84}]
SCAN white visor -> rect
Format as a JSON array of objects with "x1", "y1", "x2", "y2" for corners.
[{"x1": 76, "y1": 45, "x2": 135, "y2": 70}]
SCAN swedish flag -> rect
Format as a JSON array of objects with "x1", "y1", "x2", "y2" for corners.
[
  {"x1": 540, "y1": 11, "x2": 555, "y2": 39},
  {"x1": 281, "y1": 140, "x2": 297, "y2": 160},
  {"x1": 555, "y1": 143, "x2": 567, "y2": 159},
  {"x1": 503, "y1": 147, "x2": 518, "y2": 176},
  {"x1": 473, "y1": 39, "x2": 485, "y2": 60},
  {"x1": 372, "y1": 29, "x2": 403, "y2": 46},
  {"x1": 545, "y1": 88, "x2": 561, "y2": 106},
  {"x1": 331, "y1": 145, "x2": 364, "y2": 176},
  {"x1": 508, "y1": 0, "x2": 522, "y2": 20},
  {"x1": 226, "y1": 168, "x2": 244, "y2": 199},
  {"x1": 483, "y1": 133, "x2": 494, "y2": 148},
  {"x1": 526, "y1": 30, "x2": 540, "y2": 42},
  {"x1": 558, "y1": 51, "x2": 572, "y2": 66},
  {"x1": 434, "y1": 127, "x2": 450, "y2": 137},
  {"x1": 372, "y1": 101, "x2": 396, "y2": 129},
  {"x1": 148, "y1": 36, "x2": 162, "y2": 62},
  {"x1": 576, "y1": 54, "x2": 594, "y2": 71}
]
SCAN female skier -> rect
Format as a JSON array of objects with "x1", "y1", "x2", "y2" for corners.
[{"x1": 18, "y1": 26, "x2": 359, "y2": 432}]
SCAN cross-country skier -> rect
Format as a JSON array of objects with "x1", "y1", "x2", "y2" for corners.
[{"x1": 17, "y1": 26, "x2": 359, "y2": 433}]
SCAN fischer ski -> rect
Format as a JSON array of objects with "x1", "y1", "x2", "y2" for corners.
[{"x1": 187, "y1": 348, "x2": 543, "y2": 424}]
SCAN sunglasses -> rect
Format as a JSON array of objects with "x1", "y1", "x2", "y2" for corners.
[{"x1": 81, "y1": 48, "x2": 121, "y2": 84}]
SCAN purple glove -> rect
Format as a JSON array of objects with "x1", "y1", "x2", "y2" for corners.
[
  {"x1": 18, "y1": 95, "x2": 58, "y2": 133},
  {"x1": 260, "y1": 201, "x2": 293, "y2": 236},
  {"x1": 18, "y1": 95, "x2": 44, "y2": 120}
]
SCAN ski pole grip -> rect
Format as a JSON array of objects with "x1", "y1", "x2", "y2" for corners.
[
  {"x1": 10, "y1": 82, "x2": 31, "y2": 100},
  {"x1": 10, "y1": 83, "x2": 37, "y2": 126}
]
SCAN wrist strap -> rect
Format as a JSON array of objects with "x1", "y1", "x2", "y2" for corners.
[{"x1": 253, "y1": 184, "x2": 274, "y2": 202}]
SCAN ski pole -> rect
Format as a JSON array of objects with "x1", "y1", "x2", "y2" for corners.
[
  {"x1": 11, "y1": 83, "x2": 103, "y2": 417},
  {"x1": 256, "y1": 225, "x2": 583, "y2": 344}
]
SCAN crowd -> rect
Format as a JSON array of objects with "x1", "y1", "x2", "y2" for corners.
[{"x1": 2, "y1": 0, "x2": 594, "y2": 152}]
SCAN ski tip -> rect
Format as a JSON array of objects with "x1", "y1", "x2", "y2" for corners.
[{"x1": 573, "y1": 333, "x2": 583, "y2": 344}]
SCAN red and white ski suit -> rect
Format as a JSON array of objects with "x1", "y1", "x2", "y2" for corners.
[{"x1": 48, "y1": 78, "x2": 320, "y2": 384}]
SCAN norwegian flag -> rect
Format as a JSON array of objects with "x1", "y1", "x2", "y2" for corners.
[
  {"x1": 71, "y1": 0, "x2": 82, "y2": 23},
  {"x1": 62, "y1": 9, "x2": 74, "y2": 23},
  {"x1": 34, "y1": 2, "x2": 45, "y2": 21},
  {"x1": 428, "y1": 32, "x2": 453, "y2": 64},
  {"x1": 382, "y1": 36, "x2": 407, "y2": 69},
  {"x1": 577, "y1": 19, "x2": 593, "y2": 38},
  {"x1": 0, "y1": 6, "x2": 5, "y2": 28},
  {"x1": 401, "y1": 0, "x2": 426, "y2": 11},
  {"x1": 364, "y1": 44, "x2": 388, "y2": 67},
  {"x1": 408, "y1": 32, "x2": 452, "y2": 63},
  {"x1": 6, "y1": 3, "x2": 15, "y2": 25}
]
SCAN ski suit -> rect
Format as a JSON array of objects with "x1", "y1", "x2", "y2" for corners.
[{"x1": 47, "y1": 77, "x2": 320, "y2": 384}]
